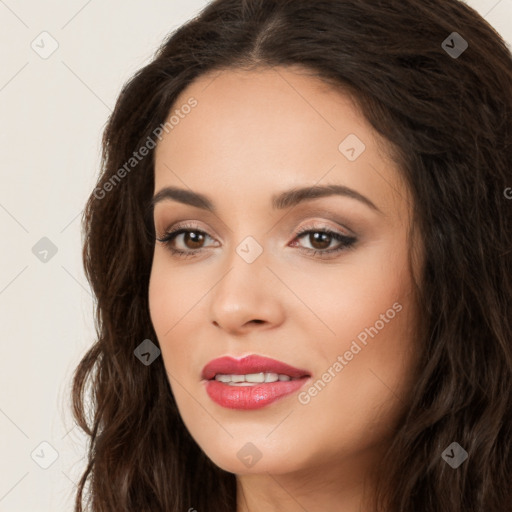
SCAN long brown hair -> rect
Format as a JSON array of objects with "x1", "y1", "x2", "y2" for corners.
[{"x1": 72, "y1": 0, "x2": 512, "y2": 510}]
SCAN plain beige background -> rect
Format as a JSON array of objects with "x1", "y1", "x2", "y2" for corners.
[{"x1": 0, "y1": 1, "x2": 510, "y2": 511}]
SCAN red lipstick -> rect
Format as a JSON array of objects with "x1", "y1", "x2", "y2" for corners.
[{"x1": 201, "y1": 355, "x2": 311, "y2": 410}]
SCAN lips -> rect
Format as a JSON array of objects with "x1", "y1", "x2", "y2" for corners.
[
  {"x1": 201, "y1": 354, "x2": 311, "y2": 381},
  {"x1": 201, "y1": 354, "x2": 311, "y2": 410}
]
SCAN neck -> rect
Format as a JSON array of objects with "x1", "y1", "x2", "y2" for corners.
[{"x1": 235, "y1": 447, "x2": 385, "y2": 512}]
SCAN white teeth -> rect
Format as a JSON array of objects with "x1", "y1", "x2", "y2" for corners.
[
  {"x1": 214, "y1": 372, "x2": 295, "y2": 385},
  {"x1": 246, "y1": 373, "x2": 267, "y2": 383}
]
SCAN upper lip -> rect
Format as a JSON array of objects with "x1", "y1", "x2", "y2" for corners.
[{"x1": 201, "y1": 355, "x2": 311, "y2": 380}]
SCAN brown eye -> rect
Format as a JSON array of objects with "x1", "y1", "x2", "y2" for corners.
[
  {"x1": 291, "y1": 227, "x2": 357, "y2": 258},
  {"x1": 156, "y1": 224, "x2": 357, "y2": 260},
  {"x1": 308, "y1": 231, "x2": 332, "y2": 250},
  {"x1": 156, "y1": 227, "x2": 216, "y2": 255},
  {"x1": 182, "y1": 231, "x2": 206, "y2": 249}
]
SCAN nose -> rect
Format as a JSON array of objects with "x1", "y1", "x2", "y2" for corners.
[{"x1": 209, "y1": 247, "x2": 285, "y2": 336}]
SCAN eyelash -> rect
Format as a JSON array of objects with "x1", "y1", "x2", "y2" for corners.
[{"x1": 156, "y1": 222, "x2": 357, "y2": 260}]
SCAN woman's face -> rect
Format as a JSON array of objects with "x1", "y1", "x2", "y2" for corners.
[{"x1": 149, "y1": 65, "x2": 421, "y2": 479}]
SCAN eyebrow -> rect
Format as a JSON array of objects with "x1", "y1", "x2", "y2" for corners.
[{"x1": 150, "y1": 184, "x2": 382, "y2": 214}]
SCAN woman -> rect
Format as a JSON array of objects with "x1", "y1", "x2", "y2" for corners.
[{"x1": 72, "y1": 0, "x2": 512, "y2": 510}]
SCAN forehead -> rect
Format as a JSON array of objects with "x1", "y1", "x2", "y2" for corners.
[{"x1": 153, "y1": 66, "x2": 409, "y2": 218}]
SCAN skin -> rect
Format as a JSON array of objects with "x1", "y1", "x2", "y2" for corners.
[{"x1": 149, "y1": 65, "x2": 422, "y2": 512}]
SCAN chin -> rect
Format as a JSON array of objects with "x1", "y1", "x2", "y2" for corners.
[{"x1": 200, "y1": 439, "x2": 309, "y2": 476}]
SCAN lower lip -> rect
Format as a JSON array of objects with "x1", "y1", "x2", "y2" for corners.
[{"x1": 204, "y1": 378, "x2": 310, "y2": 410}]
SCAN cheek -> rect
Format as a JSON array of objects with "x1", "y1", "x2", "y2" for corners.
[
  {"x1": 148, "y1": 254, "x2": 208, "y2": 380},
  {"x1": 295, "y1": 242, "x2": 417, "y2": 417},
  {"x1": 148, "y1": 257, "x2": 184, "y2": 364},
  {"x1": 148, "y1": 258, "x2": 170, "y2": 333},
  {"x1": 148, "y1": 252, "x2": 195, "y2": 330},
  {"x1": 294, "y1": 301, "x2": 417, "y2": 459},
  {"x1": 288, "y1": 243, "x2": 410, "y2": 347},
  {"x1": 335, "y1": 246, "x2": 418, "y2": 393}
]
